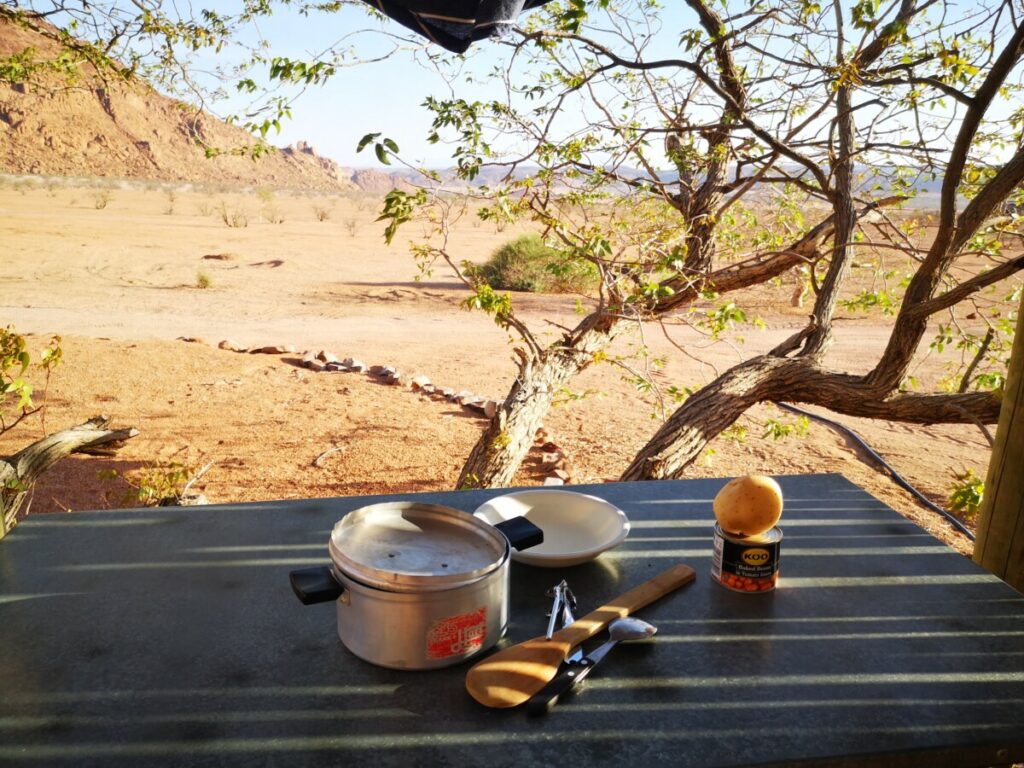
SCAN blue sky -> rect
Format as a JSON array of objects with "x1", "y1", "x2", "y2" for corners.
[
  {"x1": 272, "y1": 54, "x2": 450, "y2": 168},
  {"x1": 203, "y1": 3, "x2": 549, "y2": 167},
  {"x1": 199, "y1": 1, "x2": 697, "y2": 168},
  {"x1": 197, "y1": 1, "x2": 1004, "y2": 171}
]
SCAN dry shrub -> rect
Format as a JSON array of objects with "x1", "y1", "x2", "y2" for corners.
[{"x1": 479, "y1": 234, "x2": 598, "y2": 293}]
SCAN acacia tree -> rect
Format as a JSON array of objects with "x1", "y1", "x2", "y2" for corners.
[
  {"x1": 5, "y1": 0, "x2": 1022, "y2": 495},
  {"x1": 624, "y1": 0, "x2": 1024, "y2": 479},
  {"x1": 377, "y1": 0, "x2": 1023, "y2": 489}
]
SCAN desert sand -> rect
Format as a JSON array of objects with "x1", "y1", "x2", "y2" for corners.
[{"x1": 0, "y1": 180, "x2": 988, "y2": 555}]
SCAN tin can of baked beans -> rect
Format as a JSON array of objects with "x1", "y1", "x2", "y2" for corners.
[{"x1": 711, "y1": 523, "x2": 783, "y2": 593}]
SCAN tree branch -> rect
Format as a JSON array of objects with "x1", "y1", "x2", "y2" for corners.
[
  {"x1": 519, "y1": 28, "x2": 832, "y2": 193},
  {"x1": 933, "y1": 19, "x2": 1024, "y2": 260},
  {"x1": 869, "y1": 18, "x2": 1024, "y2": 390},
  {"x1": 959, "y1": 327, "x2": 996, "y2": 394},
  {"x1": 908, "y1": 254, "x2": 1024, "y2": 319},
  {"x1": 654, "y1": 196, "x2": 905, "y2": 312},
  {"x1": 861, "y1": 76, "x2": 971, "y2": 104},
  {"x1": 953, "y1": 144, "x2": 1024, "y2": 254}
]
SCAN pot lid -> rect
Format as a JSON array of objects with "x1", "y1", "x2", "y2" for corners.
[{"x1": 328, "y1": 502, "x2": 507, "y2": 592}]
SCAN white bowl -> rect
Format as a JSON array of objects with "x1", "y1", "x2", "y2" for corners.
[{"x1": 473, "y1": 490, "x2": 630, "y2": 567}]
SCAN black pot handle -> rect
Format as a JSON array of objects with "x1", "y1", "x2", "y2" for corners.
[
  {"x1": 290, "y1": 566, "x2": 345, "y2": 605},
  {"x1": 494, "y1": 516, "x2": 544, "y2": 551}
]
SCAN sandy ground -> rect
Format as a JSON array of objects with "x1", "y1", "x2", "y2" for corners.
[{"x1": 0, "y1": 182, "x2": 993, "y2": 556}]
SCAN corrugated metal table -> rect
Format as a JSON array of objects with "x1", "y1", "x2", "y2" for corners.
[{"x1": 2, "y1": 473, "x2": 1023, "y2": 767}]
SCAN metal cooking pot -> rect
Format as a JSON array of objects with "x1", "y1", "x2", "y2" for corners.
[{"x1": 290, "y1": 501, "x2": 542, "y2": 670}]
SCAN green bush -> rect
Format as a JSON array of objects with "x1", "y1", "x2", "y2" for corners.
[
  {"x1": 478, "y1": 234, "x2": 597, "y2": 293},
  {"x1": 948, "y1": 468, "x2": 984, "y2": 520}
]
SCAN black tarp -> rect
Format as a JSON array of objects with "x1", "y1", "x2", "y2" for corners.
[{"x1": 362, "y1": 0, "x2": 554, "y2": 52}]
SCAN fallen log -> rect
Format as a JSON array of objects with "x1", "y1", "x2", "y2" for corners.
[{"x1": 1, "y1": 415, "x2": 138, "y2": 539}]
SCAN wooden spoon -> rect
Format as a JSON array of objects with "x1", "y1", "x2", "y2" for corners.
[{"x1": 465, "y1": 562, "x2": 696, "y2": 708}]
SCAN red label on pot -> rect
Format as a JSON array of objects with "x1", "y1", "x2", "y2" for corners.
[{"x1": 426, "y1": 606, "x2": 488, "y2": 660}]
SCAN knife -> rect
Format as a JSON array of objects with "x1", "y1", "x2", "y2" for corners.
[{"x1": 526, "y1": 616, "x2": 656, "y2": 715}]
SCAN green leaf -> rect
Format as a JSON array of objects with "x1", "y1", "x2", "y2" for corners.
[
  {"x1": 948, "y1": 468, "x2": 984, "y2": 520},
  {"x1": 356, "y1": 133, "x2": 380, "y2": 153}
]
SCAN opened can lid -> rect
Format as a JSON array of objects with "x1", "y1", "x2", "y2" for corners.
[{"x1": 328, "y1": 502, "x2": 508, "y2": 593}]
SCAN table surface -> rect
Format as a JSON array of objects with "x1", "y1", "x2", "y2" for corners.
[{"x1": 2, "y1": 473, "x2": 1023, "y2": 768}]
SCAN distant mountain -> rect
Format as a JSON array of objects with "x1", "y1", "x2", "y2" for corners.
[
  {"x1": 367, "y1": 161, "x2": 947, "y2": 196},
  {"x1": 348, "y1": 161, "x2": 949, "y2": 205},
  {"x1": 348, "y1": 164, "x2": 535, "y2": 191},
  {"x1": 0, "y1": 18, "x2": 357, "y2": 191},
  {"x1": 0, "y1": 18, "x2": 948, "y2": 201}
]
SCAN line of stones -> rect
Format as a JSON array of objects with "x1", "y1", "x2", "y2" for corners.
[{"x1": 184, "y1": 337, "x2": 574, "y2": 484}]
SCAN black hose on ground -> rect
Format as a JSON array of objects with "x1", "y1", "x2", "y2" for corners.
[{"x1": 773, "y1": 401, "x2": 976, "y2": 541}]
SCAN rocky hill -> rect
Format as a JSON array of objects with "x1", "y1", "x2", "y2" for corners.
[{"x1": 0, "y1": 18, "x2": 359, "y2": 192}]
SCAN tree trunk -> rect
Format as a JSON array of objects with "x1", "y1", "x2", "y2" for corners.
[
  {"x1": 1, "y1": 415, "x2": 138, "y2": 539},
  {"x1": 973, "y1": 293, "x2": 1024, "y2": 592},
  {"x1": 802, "y1": 70, "x2": 856, "y2": 357},
  {"x1": 622, "y1": 356, "x2": 791, "y2": 480},
  {"x1": 457, "y1": 316, "x2": 624, "y2": 488}
]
